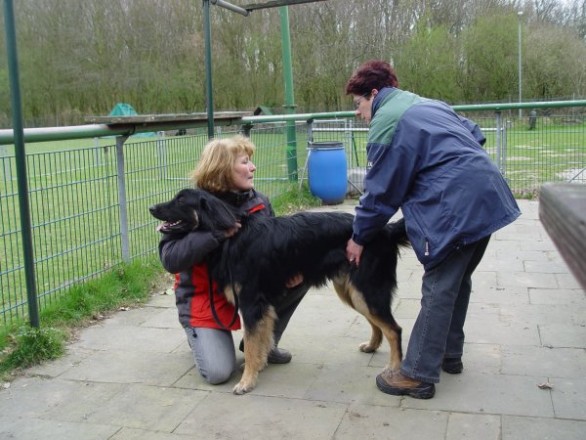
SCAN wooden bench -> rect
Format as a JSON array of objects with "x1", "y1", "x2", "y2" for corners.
[{"x1": 539, "y1": 183, "x2": 586, "y2": 290}]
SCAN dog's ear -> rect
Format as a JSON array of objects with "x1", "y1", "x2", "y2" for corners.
[{"x1": 197, "y1": 192, "x2": 239, "y2": 231}]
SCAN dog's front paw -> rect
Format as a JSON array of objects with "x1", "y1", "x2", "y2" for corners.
[
  {"x1": 233, "y1": 379, "x2": 256, "y2": 395},
  {"x1": 359, "y1": 341, "x2": 377, "y2": 353}
]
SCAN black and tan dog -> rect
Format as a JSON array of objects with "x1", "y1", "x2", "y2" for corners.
[{"x1": 149, "y1": 188, "x2": 409, "y2": 394}]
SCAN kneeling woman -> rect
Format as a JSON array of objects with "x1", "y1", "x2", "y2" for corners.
[{"x1": 158, "y1": 135, "x2": 308, "y2": 384}]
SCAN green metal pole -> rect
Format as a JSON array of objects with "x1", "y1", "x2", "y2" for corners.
[
  {"x1": 3, "y1": 0, "x2": 40, "y2": 328},
  {"x1": 203, "y1": 0, "x2": 215, "y2": 139},
  {"x1": 279, "y1": 6, "x2": 298, "y2": 181},
  {"x1": 517, "y1": 11, "x2": 523, "y2": 120}
]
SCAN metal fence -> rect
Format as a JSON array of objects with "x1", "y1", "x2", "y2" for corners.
[
  {"x1": 303, "y1": 109, "x2": 586, "y2": 197},
  {"x1": 1, "y1": 101, "x2": 585, "y2": 328}
]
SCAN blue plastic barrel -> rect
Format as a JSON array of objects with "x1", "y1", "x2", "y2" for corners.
[{"x1": 308, "y1": 142, "x2": 347, "y2": 204}]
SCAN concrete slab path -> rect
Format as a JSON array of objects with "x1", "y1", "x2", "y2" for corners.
[{"x1": 1, "y1": 200, "x2": 585, "y2": 439}]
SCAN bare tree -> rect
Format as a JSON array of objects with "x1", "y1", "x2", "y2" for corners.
[{"x1": 0, "y1": 0, "x2": 584, "y2": 127}]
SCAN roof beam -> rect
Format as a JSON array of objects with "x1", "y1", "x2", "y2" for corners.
[
  {"x1": 210, "y1": 0, "x2": 249, "y2": 16},
  {"x1": 243, "y1": 0, "x2": 327, "y2": 12}
]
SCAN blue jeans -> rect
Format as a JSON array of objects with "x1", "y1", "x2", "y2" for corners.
[{"x1": 401, "y1": 235, "x2": 491, "y2": 384}]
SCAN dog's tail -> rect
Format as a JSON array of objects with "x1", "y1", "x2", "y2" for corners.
[{"x1": 384, "y1": 218, "x2": 410, "y2": 248}]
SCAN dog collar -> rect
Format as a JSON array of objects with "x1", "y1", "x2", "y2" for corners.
[{"x1": 215, "y1": 190, "x2": 255, "y2": 207}]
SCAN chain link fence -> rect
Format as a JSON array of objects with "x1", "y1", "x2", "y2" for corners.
[{"x1": 1, "y1": 103, "x2": 585, "y2": 328}]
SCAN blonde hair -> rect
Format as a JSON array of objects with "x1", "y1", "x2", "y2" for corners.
[{"x1": 190, "y1": 135, "x2": 256, "y2": 192}]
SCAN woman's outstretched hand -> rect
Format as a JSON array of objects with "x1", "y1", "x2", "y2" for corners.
[
  {"x1": 346, "y1": 238, "x2": 363, "y2": 266},
  {"x1": 224, "y1": 222, "x2": 241, "y2": 238},
  {"x1": 285, "y1": 273, "x2": 304, "y2": 288}
]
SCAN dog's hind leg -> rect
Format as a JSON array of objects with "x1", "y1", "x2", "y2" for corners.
[
  {"x1": 333, "y1": 277, "x2": 403, "y2": 370},
  {"x1": 353, "y1": 303, "x2": 403, "y2": 371},
  {"x1": 371, "y1": 316, "x2": 403, "y2": 371},
  {"x1": 332, "y1": 277, "x2": 384, "y2": 354},
  {"x1": 233, "y1": 305, "x2": 277, "y2": 395},
  {"x1": 359, "y1": 318, "x2": 383, "y2": 353}
]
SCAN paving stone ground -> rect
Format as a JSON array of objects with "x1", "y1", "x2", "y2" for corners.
[{"x1": 1, "y1": 200, "x2": 585, "y2": 440}]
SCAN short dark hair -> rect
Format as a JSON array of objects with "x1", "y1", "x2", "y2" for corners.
[{"x1": 345, "y1": 60, "x2": 399, "y2": 95}]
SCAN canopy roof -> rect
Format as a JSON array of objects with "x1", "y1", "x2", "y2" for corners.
[
  {"x1": 243, "y1": 0, "x2": 327, "y2": 11},
  {"x1": 211, "y1": 0, "x2": 327, "y2": 16}
]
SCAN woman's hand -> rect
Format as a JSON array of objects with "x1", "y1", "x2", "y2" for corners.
[
  {"x1": 285, "y1": 273, "x2": 304, "y2": 288},
  {"x1": 346, "y1": 238, "x2": 364, "y2": 266},
  {"x1": 224, "y1": 222, "x2": 241, "y2": 238}
]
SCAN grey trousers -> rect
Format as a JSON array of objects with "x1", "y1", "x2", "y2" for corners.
[{"x1": 185, "y1": 283, "x2": 309, "y2": 385}]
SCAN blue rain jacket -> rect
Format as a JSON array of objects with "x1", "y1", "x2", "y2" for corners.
[{"x1": 352, "y1": 87, "x2": 520, "y2": 269}]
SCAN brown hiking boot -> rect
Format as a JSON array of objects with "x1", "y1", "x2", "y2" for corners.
[{"x1": 375, "y1": 369, "x2": 435, "y2": 399}]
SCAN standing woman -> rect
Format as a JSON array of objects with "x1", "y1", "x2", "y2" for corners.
[
  {"x1": 344, "y1": 60, "x2": 520, "y2": 399},
  {"x1": 158, "y1": 135, "x2": 308, "y2": 385}
]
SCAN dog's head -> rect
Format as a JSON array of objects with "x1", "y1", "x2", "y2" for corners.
[{"x1": 149, "y1": 188, "x2": 239, "y2": 235}]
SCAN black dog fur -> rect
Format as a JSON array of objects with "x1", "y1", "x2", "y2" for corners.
[{"x1": 150, "y1": 188, "x2": 409, "y2": 394}]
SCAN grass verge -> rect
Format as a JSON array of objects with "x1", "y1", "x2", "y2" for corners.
[{"x1": 271, "y1": 183, "x2": 323, "y2": 214}]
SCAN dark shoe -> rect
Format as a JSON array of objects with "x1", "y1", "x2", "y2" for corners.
[
  {"x1": 267, "y1": 347, "x2": 292, "y2": 364},
  {"x1": 375, "y1": 369, "x2": 435, "y2": 399},
  {"x1": 239, "y1": 340, "x2": 292, "y2": 364},
  {"x1": 442, "y1": 357, "x2": 463, "y2": 374}
]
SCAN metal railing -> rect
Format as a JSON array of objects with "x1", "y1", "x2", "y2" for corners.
[{"x1": 1, "y1": 100, "x2": 585, "y2": 328}]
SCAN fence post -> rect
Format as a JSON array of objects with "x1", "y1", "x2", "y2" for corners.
[
  {"x1": 501, "y1": 116, "x2": 508, "y2": 178},
  {"x1": 347, "y1": 119, "x2": 361, "y2": 168},
  {"x1": 298, "y1": 120, "x2": 313, "y2": 190},
  {"x1": 93, "y1": 137, "x2": 101, "y2": 166},
  {"x1": 305, "y1": 119, "x2": 314, "y2": 152},
  {"x1": 115, "y1": 135, "x2": 130, "y2": 262},
  {"x1": 156, "y1": 131, "x2": 168, "y2": 182},
  {"x1": 0, "y1": 145, "x2": 11, "y2": 180},
  {"x1": 280, "y1": 6, "x2": 298, "y2": 181},
  {"x1": 495, "y1": 111, "x2": 504, "y2": 174},
  {"x1": 241, "y1": 123, "x2": 252, "y2": 137},
  {"x1": 3, "y1": 0, "x2": 39, "y2": 328}
]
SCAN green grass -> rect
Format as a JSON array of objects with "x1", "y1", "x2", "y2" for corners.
[
  {"x1": 482, "y1": 122, "x2": 586, "y2": 197},
  {"x1": 0, "y1": 135, "x2": 163, "y2": 154},
  {"x1": 1, "y1": 134, "x2": 207, "y2": 323},
  {"x1": 0, "y1": 326, "x2": 65, "y2": 376},
  {"x1": 271, "y1": 182, "x2": 323, "y2": 214}
]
